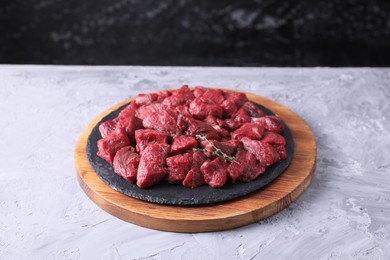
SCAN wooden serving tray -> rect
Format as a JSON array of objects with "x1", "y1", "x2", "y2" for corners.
[{"x1": 75, "y1": 91, "x2": 316, "y2": 233}]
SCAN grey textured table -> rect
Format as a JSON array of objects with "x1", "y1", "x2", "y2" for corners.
[{"x1": 0, "y1": 65, "x2": 389, "y2": 260}]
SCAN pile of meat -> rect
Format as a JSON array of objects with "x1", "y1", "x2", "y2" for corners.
[{"x1": 97, "y1": 86, "x2": 287, "y2": 189}]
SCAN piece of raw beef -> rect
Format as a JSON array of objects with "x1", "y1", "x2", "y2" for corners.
[
  {"x1": 165, "y1": 153, "x2": 190, "y2": 184},
  {"x1": 97, "y1": 128, "x2": 131, "y2": 164},
  {"x1": 135, "y1": 129, "x2": 168, "y2": 153},
  {"x1": 183, "y1": 152, "x2": 207, "y2": 188},
  {"x1": 136, "y1": 144, "x2": 170, "y2": 188},
  {"x1": 113, "y1": 146, "x2": 140, "y2": 183}
]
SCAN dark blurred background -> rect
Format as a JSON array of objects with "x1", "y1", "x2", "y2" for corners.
[{"x1": 1, "y1": 0, "x2": 390, "y2": 66}]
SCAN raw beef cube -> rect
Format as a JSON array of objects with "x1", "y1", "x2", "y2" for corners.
[
  {"x1": 135, "y1": 103, "x2": 163, "y2": 120},
  {"x1": 222, "y1": 108, "x2": 251, "y2": 131},
  {"x1": 189, "y1": 151, "x2": 208, "y2": 171},
  {"x1": 135, "y1": 129, "x2": 168, "y2": 153},
  {"x1": 183, "y1": 169, "x2": 205, "y2": 188},
  {"x1": 117, "y1": 115, "x2": 142, "y2": 140},
  {"x1": 177, "y1": 114, "x2": 189, "y2": 132},
  {"x1": 176, "y1": 85, "x2": 195, "y2": 99},
  {"x1": 162, "y1": 95, "x2": 187, "y2": 108},
  {"x1": 117, "y1": 102, "x2": 138, "y2": 119},
  {"x1": 164, "y1": 107, "x2": 179, "y2": 120},
  {"x1": 142, "y1": 111, "x2": 179, "y2": 136},
  {"x1": 199, "y1": 140, "x2": 236, "y2": 158},
  {"x1": 231, "y1": 123, "x2": 264, "y2": 140},
  {"x1": 239, "y1": 163, "x2": 266, "y2": 182},
  {"x1": 157, "y1": 90, "x2": 172, "y2": 100},
  {"x1": 117, "y1": 115, "x2": 143, "y2": 145},
  {"x1": 163, "y1": 85, "x2": 195, "y2": 108},
  {"x1": 203, "y1": 115, "x2": 230, "y2": 138},
  {"x1": 241, "y1": 137, "x2": 280, "y2": 166},
  {"x1": 200, "y1": 89, "x2": 225, "y2": 105},
  {"x1": 261, "y1": 132, "x2": 287, "y2": 160},
  {"x1": 200, "y1": 157, "x2": 229, "y2": 188},
  {"x1": 213, "y1": 124, "x2": 230, "y2": 138},
  {"x1": 189, "y1": 97, "x2": 223, "y2": 119},
  {"x1": 224, "y1": 138, "x2": 243, "y2": 150},
  {"x1": 171, "y1": 135, "x2": 198, "y2": 155},
  {"x1": 221, "y1": 100, "x2": 237, "y2": 118},
  {"x1": 97, "y1": 128, "x2": 131, "y2": 164},
  {"x1": 261, "y1": 132, "x2": 286, "y2": 145},
  {"x1": 175, "y1": 105, "x2": 192, "y2": 118},
  {"x1": 193, "y1": 86, "x2": 206, "y2": 98},
  {"x1": 165, "y1": 153, "x2": 190, "y2": 184},
  {"x1": 183, "y1": 152, "x2": 207, "y2": 188},
  {"x1": 136, "y1": 144, "x2": 170, "y2": 188},
  {"x1": 99, "y1": 119, "x2": 117, "y2": 138},
  {"x1": 242, "y1": 102, "x2": 266, "y2": 118},
  {"x1": 185, "y1": 117, "x2": 221, "y2": 141},
  {"x1": 113, "y1": 146, "x2": 140, "y2": 183},
  {"x1": 116, "y1": 102, "x2": 143, "y2": 144},
  {"x1": 203, "y1": 114, "x2": 218, "y2": 125},
  {"x1": 227, "y1": 148, "x2": 257, "y2": 183},
  {"x1": 135, "y1": 93, "x2": 159, "y2": 106},
  {"x1": 252, "y1": 115, "x2": 285, "y2": 133},
  {"x1": 163, "y1": 85, "x2": 194, "y2": 107},
  {"x1": 223, "y1": 91, "x2": 249, "y2": 108}
]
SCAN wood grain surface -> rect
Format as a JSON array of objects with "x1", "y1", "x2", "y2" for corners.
[{"x1": 74, "y1": 91, "x2": 316, "y2": 233}]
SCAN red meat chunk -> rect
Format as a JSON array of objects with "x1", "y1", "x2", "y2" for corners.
[
  {"x1": 261, "y1": 132, "x2": 287, "y2": 160},
  {"x1": 142, "y1": 111, "x2": 179, "y2": 136},
  {"x1": 193, "y1": 86, "x2": 206, "y2": 98},
  {"x1": 176, "y1": 114, "x2": 189, "y2": 133},
  {"x1": 113, "y1": 146, "x2": 140, "y2": 183},
  {"x1": 261, "y1": 131, "x2": 286, "y2": 145},
  {"x1": 171, "y1": 135, "x2": 198, "y2": 155},
  {"x1": 135, "y1": 103, "x2": 163, "y2": 120},
  {"x1": 185, "y1": 117, "x2": 221, "y2": 141},
  {"x1": 222, "y1": 108, "x2": 251, "y2": 131},
  {"x1": 116, "y1": 102, "x2": 143, "y2": 145},
  {"x1": 227, "y1": 148, "x2": 257, "y2": 182},
  {"x1": 135, "y1": 129, "x2": 168, "y2": 153},
  {"x1": 221, "y1": 100, "x2": 238, "y2": 118},
  {"x1": 242, "y1": 102, "x2": 266, "y2": 118},
  {"x1": 165, "y1": 153, "x2": 190, "y2": 184},
  {"x1": 189, "y1": 97, "x2": 223, "y2": 119},
  {"x1": 239, "y1": 163, "x2": 266, "y2": 182},
  {"x1": 203, "y1": 115, "x2": 230, "y2": 138},
  {"x1": 136, "y1": 144, "x2": 170, "y2": 188},
  {"x1": 252, "y1": 115, "x2": 285, "y2": 133},
  {"x1": 231, "y1": 123, "x2": 264, "y2": 140},
  {"x1": 200, "y1": 89, "x2": 225, "y2": 105},
  {"x1": 223, "y1": 91, "x2": 249, "y2": 108},
  {"x1": 163, "y1": 85, "x2": 195, "y2": 107},
  {"x1": 99, "y1": 119, "x2": 117, "y2": 138},
  {"x1": 224, "y1": 138, "x2": 243, "y2": 150},
  {"x1": 175, "y1": 105, "x2": 192, "y2": 118},
  {"x1": 135, "y1": 93, "x2": 159, "y2": 106},
  {"x1": 97, "y1": 128, "x2": 131, "y2": 164},
  {"x1": 241, "y1": 137, "x2": 280, "y2": 166},
  {"x1": 183, "y1": 170, "x2": 205, "y2": 189},
  {"x1": 117, "y1": 115, "x2": 143, "y2": 144},
  {"x1": 117, "y1": 102, "x2": 137, "y2": 119},
  {"x1": 171, "y1": 85, "x2": 194, "y2": 98},
  {"x1": 183, "y1": 152, "x2": 207, "y2": 188},
  {"x1": 200, "y1": 157, "x2": 229, "y2": 188}
]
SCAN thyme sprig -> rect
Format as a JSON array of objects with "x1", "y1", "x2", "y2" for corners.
[{"x1": 193, "y1": 134, "x2": 238, "y2": 163}]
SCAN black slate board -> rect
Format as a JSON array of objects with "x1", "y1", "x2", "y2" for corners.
[{"x1": 86, "y1": 102, "x2": 294, "y2": 206}]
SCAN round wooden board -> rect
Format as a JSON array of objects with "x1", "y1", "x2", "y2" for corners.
[{"x1": 75, "y1": 91, "x2": 316, "y2": 233}]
